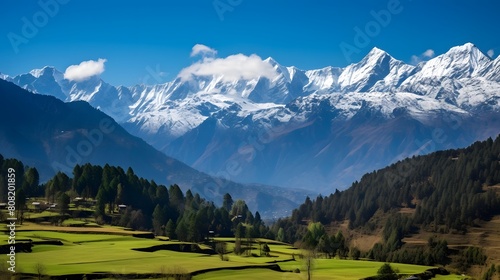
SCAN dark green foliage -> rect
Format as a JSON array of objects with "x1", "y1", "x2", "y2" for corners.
[
  {"x1": 274, "y1": 135, "x2": 500, "y2": 267},
  {"x1": 377, "y1": 263, "x2": 398, "y2": 280},
  {"x1": 281, "y1": 136, "x2": 500, "y2": 235},
  {"x1": 0, "y1": 158, "x2": 39, "y2": 223},
  {"x1": 165, "y1": 219, "x2": 176, "y2": 239},
  {"x1": 262, "y1": 243, "x2": 270, "y2": 256},
  {"x1": 95, "y1": 188, "x2": 106, "y2": 217},
  {"x1": 23, "y1": 167, "x2": 39, "y2": 197},
  {"x1": 382, "y1": 214, "x2": 413, "y2": 244},
  {"x1": 152, "y1": 204, "x2": 166, "y2": 235},
  {"x1": 335, "y1": 231, "x2": 349, "y2": 259},
  {"x1": 276, "y1": 227, "x2": 285, "y2": 242},
  {"x1": 458, "y1": 246, "x2": 487, "y2": 269},
  {"x1": 15, "y1": 188, "x2": 26, "y2": 221},
  {"x1": 369, "y1": 235, "x2": 449, "y2": 266},
  {"x1": 426, "y1": 236, "x2": 448, "y2": 265},
  {"x1": 317, "y1": 234, "x2": 333, "y2": 258},
  {"x1": 272, "y1": 218, "x2": 303, "y2": 244},
  {"x1": 302, "y1": 222, "x2": 326, "y2": 248},
  {"x1": 72, "y1": 163, "x2": 268, "y2": 241},
  {"x1": 56, "y1": 192, "x2": 70, "y2": 214},
  {"x1": 175, "y1": 218, "x2": 189, "y2": 241},
  {"x1": 349, "y1": 247, "x2": 361, "y2": 260},
  {"x1": 2, "y1": 158, "x2": 25, "y2": 195},
  {"x1": 215, "y1": 242, "x2": 227, "y2": 260},
  {"x1": 0, "y1": 153, "x2": 269, "y2": 243},
  {"x1": 222, "y1": 193, "x2": 233, "y2": 212}
]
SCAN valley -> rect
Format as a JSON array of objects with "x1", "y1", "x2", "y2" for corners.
[
  {"x1": 1, "y1": 10, "x2": 500, "y2": 277},
  {"x1": 1, "y1": 135, "x2": 500, "y2": 279},
  {"x1": 0, "y1": 31, "x2": 500, "y2": 280}
]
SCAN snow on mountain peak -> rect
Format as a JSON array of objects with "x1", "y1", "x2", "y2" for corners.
[
  {"x1": 4, "y1": 43, "x2": 500, "y2": 195},
  {"x1": 6, "y1": 42, "x2": 500, "y2": 134},
  {"x1": 450, "y1": 42, "x2": 476, "y2": 51},
  {"x1": 404, "y1": 43, "x2": 491, "y2": 82},
  {"x1": 264, "y1": 57, "x2": 279, "y2": 66},
  {"x1": 29, "y1": 66, "x2": 58, "y2": 78},
  {"x1": 338, "y1": 46, "x2": 414, "y2": 92},
  {"x1": 398, "y1": 42, "x2": 495, "y2": 103},
  {"x1": 0, "y1": 72, "x2": 9, "y2": 81},
  {"x1": 445, "y1": 43, "x2": 491, "y2": 68},
  {"x1": 367, "y1": 46, "x2": 388, "y2": 57},
  {"x1": 304, "y1": 66, "x2": 342, "y2": 92}
]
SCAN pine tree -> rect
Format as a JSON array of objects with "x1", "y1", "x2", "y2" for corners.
[
  {"x1": 57, "y1": 192, "x2": 70, "y2": 214},
  {"x1": 175, "y1": 218, "x2": 189, "y2": 241},
  {"x1": 166, "y1": 219, "x2": 176, "y2": 240},
  {"x1": 95, "y1": 188, "x2": 106, "y2": 217},
  {"x1": 23, "y1": 167, "x2": 39, "y2": 197},
  {"x1": 223, "y1": 193, "x2": 233, "y2": 212},
  {"x1": 277, "y1": 227, "x2": 285, "y2": 242},
  {"x1": 152, "y1": 204, "x2": 165, "y2": 235}
]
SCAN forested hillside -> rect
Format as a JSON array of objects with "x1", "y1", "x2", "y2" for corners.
[
  {"x1": 273, "y1": 135, "x2": 500, "y2": 269},
  {"x1": 0, "y1": 155, "x2": 271, "y2": 243}
]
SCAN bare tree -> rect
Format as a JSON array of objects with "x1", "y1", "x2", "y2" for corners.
[
  {"x1": 215, "y1": 242, "x2": 227, "y2": 261},
  {"x1": 303, "y1": 250, "x2": 315, "y2": 280},
  {"x1": 34, "y1": 263, "x2": 46, "y2": 280}
]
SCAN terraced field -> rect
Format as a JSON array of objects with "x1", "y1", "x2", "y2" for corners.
[{"x1": 0, "y1": 222, "x2": 465, "y2": 279}]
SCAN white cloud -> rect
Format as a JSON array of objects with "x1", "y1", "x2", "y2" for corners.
[
  {"x1": 410, "y1": 55, "x2": 420, "y2": 65},
  {"x1": 487, "y1": 49, "x2": 495, "y2": 58},
  {"x1": 190, "y1": 44, "x2": 217, "y2": 58},
  {"x1": 64, "y1": 58, "x2": 107, "y2": 82},
  {"x1": 422, "y1": 49, "x2": 435, "y2": 58},
  {"x1": 411, "y1": 49, "x2": 435, "y2": 65},
  {"x1": 179, "y1": 46, "x2": 277, "y2": 82}
]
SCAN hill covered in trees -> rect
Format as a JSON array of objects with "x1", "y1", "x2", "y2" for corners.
[
  {"x1": 272, "y1": 135, "x2": 500, "y2": 271},
  {"x1": 0, "y1": 155, "x2": 272, "y2": 243}
]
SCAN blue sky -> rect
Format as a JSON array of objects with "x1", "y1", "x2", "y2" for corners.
[{"x1": 1, "y1": 0, "x2": 499, "y2": 86}]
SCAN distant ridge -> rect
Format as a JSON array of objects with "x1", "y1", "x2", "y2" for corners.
[{"x1": 2, "y1": 42, "x2": 500, "y2": 192}]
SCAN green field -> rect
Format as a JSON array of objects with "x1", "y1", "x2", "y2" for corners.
[{"x1": 0, "y1": 223, "x2": 456, "y2": 279}]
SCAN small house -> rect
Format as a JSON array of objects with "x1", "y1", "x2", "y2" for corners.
[
  {"x1": 118, "y1": 204, "x2": 127, "y2": 213},
  {"x1": 31, "y1": 202, "x2": 41, "y2": 210}
]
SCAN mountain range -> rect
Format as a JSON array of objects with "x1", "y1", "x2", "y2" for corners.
[
  {"x1": 0, "y1": 79, "x2": 312, "y2": 218},
  {"x1": 2, "y1": 42, "x2": 500, "y2": 193}
]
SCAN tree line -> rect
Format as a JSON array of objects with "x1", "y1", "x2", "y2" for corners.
[
  {"x1": 0, "y1": 157, "x2": 272, "y2": 242},
  {"x1": 272, "y1": 135, "x2": 500, "y2": 266}
]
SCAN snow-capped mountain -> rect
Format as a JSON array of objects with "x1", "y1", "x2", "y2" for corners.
[
  {"x1": 3, "y1": 42, "x2": 500, "y2": 192},
  {"x1": 399, "y1": 43, "x2": 495, "y2": 104},
  {"x1": 0, "y1": 79, "x2": 310, "y2": 218},
  {"x1": 479, "y1": 54, "x2": 500, "y2": 82},
  {"x1": 338, "y1": 47, "x2": 416, "y2": 92}
]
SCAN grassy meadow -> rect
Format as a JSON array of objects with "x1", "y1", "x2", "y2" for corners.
[
  {"x1": 0, "y1": 207, "x2": 469, "y2": 279},
  {"x1": 0, "y1": 221, "x2": 461, "y2": 279}
]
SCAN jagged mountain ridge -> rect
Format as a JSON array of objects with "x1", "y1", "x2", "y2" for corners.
[{"x1": 3, "y1": 42, "x2": 500, "y2": 192}]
